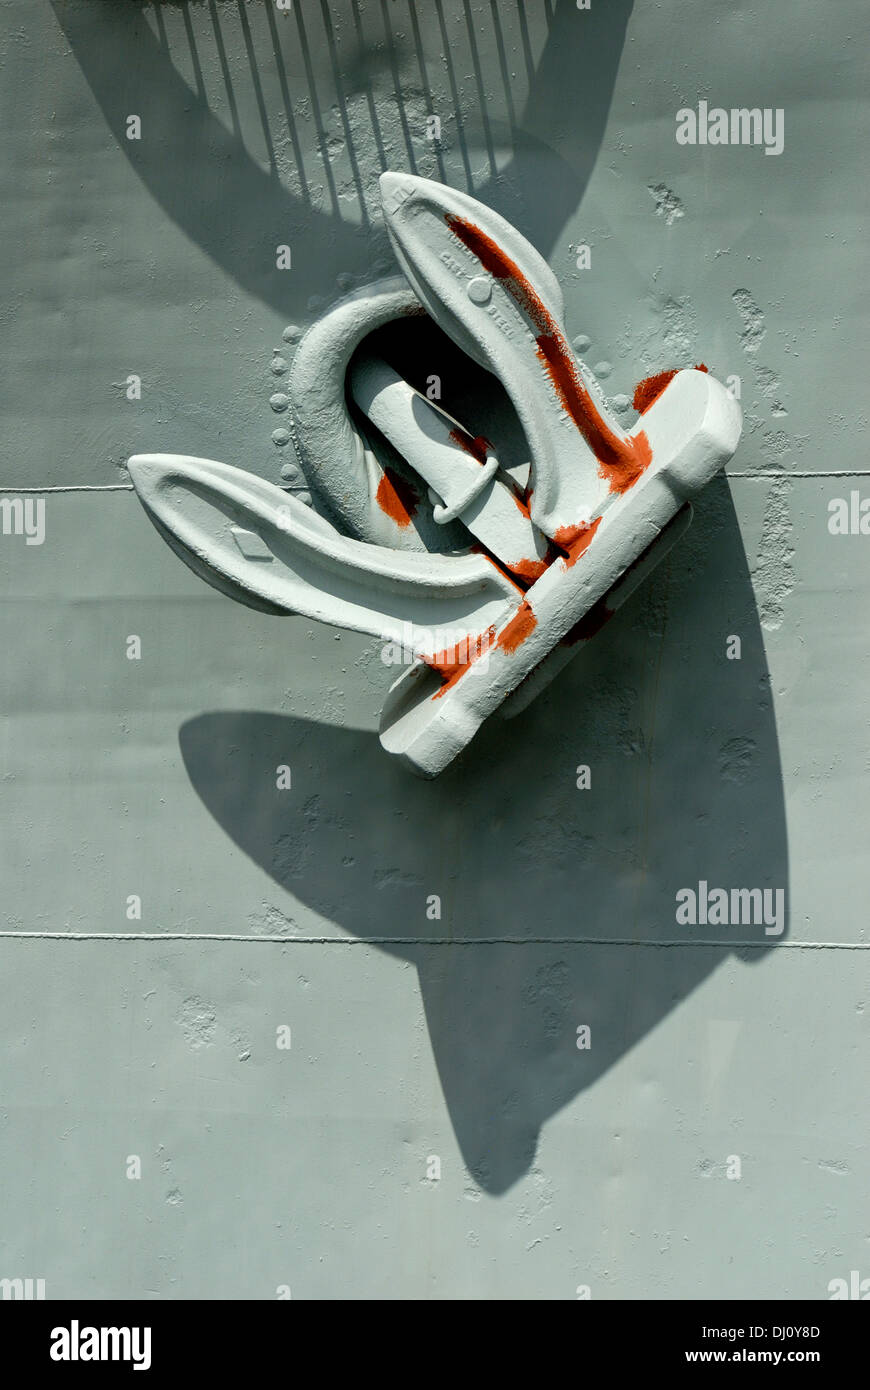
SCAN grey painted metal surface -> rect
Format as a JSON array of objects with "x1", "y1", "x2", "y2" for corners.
[{"x1": 0, "y1": 0, "x2": 867, "y2": 1298}]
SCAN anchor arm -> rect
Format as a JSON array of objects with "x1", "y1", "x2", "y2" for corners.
[{"x1": 127, "y1": 454, "x2": 520, "y2": 661}]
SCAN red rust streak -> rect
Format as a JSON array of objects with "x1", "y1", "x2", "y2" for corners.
[
  {"x1": 632, "y1": 369, "x2": 678, "y2": 415},
  {"x1": 425, "y1": 597, "x2": 539, "y2": 701},
  {"x1": 425, "y1": 626, "x2": 496, "y2": 699},
  {"x1": 552, "y1": 514, "x2": 602, "y2": 568},
  {"x1": 448, "y1": 428, "x2": 491, "y2": 464},
  {"x1": 469, "y1": 543, "x2": 527, "y2": 594},
  {"x1": 375, "y1": 466, "x2": 420, "y2": 528},
  {"x1": 509, "y1": 486, "x2": 532, "y2": 518},
  {"x1": 472, "y1": 524, "x2": 555, "y2": 590},
  {"x1": 446, "y1": 430, "x2": 554, "y2": 586},
  {"x1": 633, "y1": 363, "x2": 708, "y2": 415},
  {"x1": 496, "y1": 599, "x2": 537, "y2": 654},
  {"x1": 445, "y1": 213, "x2": 653, "y2": 495},
  {"x1": 509, "y1": 556, "x2": 549, "y2": 583},
  {"x1": 535, "y1": 335, "x2": 651, "y2": 492}
]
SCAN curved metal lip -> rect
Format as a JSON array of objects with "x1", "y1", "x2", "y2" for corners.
[{"x1": 286, "y1": 276, "x2": 464, "y2": 555}]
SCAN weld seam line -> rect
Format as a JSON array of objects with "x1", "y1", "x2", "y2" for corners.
[
  {"x1": 1, "y1": 472, "x2": 869, "y2": 495},
  {"x1": 0, "y1": 485, "x2": 134, "y2": 493},
  {"x1": 0, "y1": 932, "x2": 864, "y2": 948}
]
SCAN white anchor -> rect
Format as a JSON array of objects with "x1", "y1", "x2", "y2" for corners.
[{"x1": 129, "y1": 173, "x2": 742, "y2": 777}]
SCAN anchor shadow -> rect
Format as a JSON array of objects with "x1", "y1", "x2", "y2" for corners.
[{"x1": 180, "y1": 477, "x2": 789, "y2": 1192}]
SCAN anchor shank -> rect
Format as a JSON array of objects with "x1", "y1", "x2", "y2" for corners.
[{"x1": 350, "y1": 354, "x2": 549, "y2": 579}]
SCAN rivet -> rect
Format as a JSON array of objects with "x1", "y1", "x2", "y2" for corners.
[{"x1": 467, "y1": 276, "x2": 492, "y2": 305}]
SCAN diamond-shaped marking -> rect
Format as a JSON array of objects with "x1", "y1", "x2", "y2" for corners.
[{"x1": 231, "y1": 527, "x2": 273, "y2": 561}]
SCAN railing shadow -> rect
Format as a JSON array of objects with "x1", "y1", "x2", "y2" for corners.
[{"x1": 49, "y1": 0, "x2": 637, "y2": 315}]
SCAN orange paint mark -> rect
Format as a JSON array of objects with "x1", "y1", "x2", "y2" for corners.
[
  {"x1": 496, "y1": 599, "x2": 537, "y2": 654},
  {"x1": 476, "y1": 518, "x2": 563, "y2": 587},
  {"x1": 632, "y1": 363, "x2": 709, "y2": 414},
  {"x1": 509, "y1": 486, "x2": 532, "y2": 519},
  {"x1": 375, "y1": 466, "x2": 420, "y2": 528},
  {"x1": 424, "y1": 626, "x2": 496, "y2": 699},
  {"x1": 632, "y1": 369, "x2": 678, "y2": 414},
  {"x1": 448, "y1": 428, "x2": 490, "y2": 465},
  {"x1": 424, "y1": 598, "x2": 538, "y2": 700},
  {"x1": 534, "y1": 335, "x2": 652, "y2": 492},
  {"x1": 509, "y1": 556, "x2": 549, "y2": 583},
  {"x1": 552, "y1": 514, "x2": 602, "y2": 568},
  {"x1": 469, "y1": 543, "x2": 527, "y2": 594},
  {"x1": 445, "y1": 214, "x2": 653, "y2": 495}
]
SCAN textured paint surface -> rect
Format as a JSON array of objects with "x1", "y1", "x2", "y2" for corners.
[
  {"x1": 445, "y1": 212, "x2": 653, "y2": 494},
  {"x1": 1, "y1": 0, "x2": 868, "y2": 1300}
]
